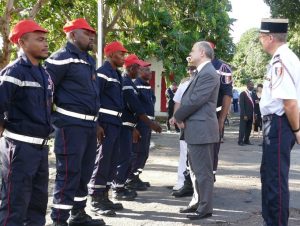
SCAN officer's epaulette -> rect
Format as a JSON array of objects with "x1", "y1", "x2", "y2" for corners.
[{"x1": 272, "y1": 54, "x2": 281, "y2": 65}]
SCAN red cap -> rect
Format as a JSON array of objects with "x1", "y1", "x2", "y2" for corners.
[
  {"x1": 208, "y1": 41, "x2": 216, "y2": 49},
  {"x1": 124, "y1": 54, "x2": 151, "y2": 68},
  {"x1": 9, "y1": 20, "x2": 48, "y2": 44},
  {"x1": 63, "y1": 18, "x2": 96, "y2": 33},
  {"x1": 104, "y1": 41, "x2": 128, "y2": 56}
]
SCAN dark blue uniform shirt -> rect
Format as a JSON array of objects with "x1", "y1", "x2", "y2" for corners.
[
  {"x1": 212, "y1": 58, "x2": 233, "y2": 107},
  {"x1": 0, "y1": 53, "x2": 53, "y2": 138},
  {"x1": 97, "y1": 61, "x2": 123, "y2": 126},
  {"x1": 122, "y1": 74, "x2": 146, "y2": 125},
  {"x1": 45, "y1": 42, "x2": 100, "y2": 128},
  {"x1": 134, "y1": 77, "x2": 156, "y2": 127}
]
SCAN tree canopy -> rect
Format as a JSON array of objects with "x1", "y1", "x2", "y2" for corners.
[
  {"x1": 0, "y1": 0, "x2": 234, "y2": 82},
  {"x1": 231, "y1": 28, "x2": 270, "y2": 86}
]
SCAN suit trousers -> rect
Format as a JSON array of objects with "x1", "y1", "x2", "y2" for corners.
[
  {"x1": 187, "y1": 143, "x2": 215, "y2": 215},
  {"x1": 238, "y1": 117, "x2": 253, "y2": 143}
]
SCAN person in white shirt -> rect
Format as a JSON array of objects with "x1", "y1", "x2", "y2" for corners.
[{"x1": 259, "y1": 18, "x2": 300, "y2": 226}]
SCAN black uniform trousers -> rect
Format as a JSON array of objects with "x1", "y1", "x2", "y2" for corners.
[
  {"x1": 261, "y1": 114, "x2": 295, "y2": 226},
  {"x1": 0, "y1": 138, "x2": 48, "y2": 226}
]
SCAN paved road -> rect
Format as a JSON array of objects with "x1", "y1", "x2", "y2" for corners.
[{"x1": 46, "y1": 118, "x2": 300, "y2": 226}]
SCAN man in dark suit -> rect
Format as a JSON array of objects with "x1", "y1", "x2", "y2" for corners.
[
  {"x1": 174, "y1": 41, "x2": 220, "y2": 220},
  {"x1": 238, "y1": 80, "x2": 256, "y2": 146}
]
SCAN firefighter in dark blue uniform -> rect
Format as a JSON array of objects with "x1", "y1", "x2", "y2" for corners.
[
  {"x1": 259, "y1": 18, "x2": 300, "y2": 226},
  {"x1": 210, "y1": 43, "x2": 233, "y2": 181},
  {"x1": 127, "y1": 65, "x2": 161, "y2": 190},
  {"x1": 113, "y1": 54, "x2": 161, "y2": 200},
  {"x1": 88, "y1": 41, "x2": 127, "y2": 217},
  {"x1": 45, "y1": 19, "x2": 105, "y2": 226},
  {"x1": 0, "y1": 20, "x2": 52, "y2": 226}
]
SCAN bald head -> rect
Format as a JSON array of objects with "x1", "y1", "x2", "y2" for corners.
[{"x1": 190, "y1": 41, "x2": 214, "y2": 66}]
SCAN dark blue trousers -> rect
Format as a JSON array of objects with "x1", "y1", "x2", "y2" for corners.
[
  {"x1": 261, "y1": 114, "x2": 295, "y2": 226},
  {"x1": 51, "y1": 126, "x2": 97, "y2": 223},
  {"x1": 89, "y1": 123, "x2": 121, "y2": 195},
  {"x1": 129, "y1": 126, "x2": 151, "y2": 178},
  {"x1": 0, "y1": 138, "x2": 48, "y2": 226},
  {"x1": 113, "y1": 126, "x2": 133, "y2": 188}
]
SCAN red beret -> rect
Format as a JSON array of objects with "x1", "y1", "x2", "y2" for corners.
[
  {"x1": 124, "y1": 54, "x2": 151, "y2": 68},
  {"x1": 63, "y1": 18, "x2": 96, "y2": 33},
  {"x1": 9, "y1": 20, "x2": 48, "y2": 44},
  {"x1": 104, "y1": 41, "x2": 128, "y2": 56}
]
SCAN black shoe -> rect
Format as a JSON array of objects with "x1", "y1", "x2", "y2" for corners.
[
  {"x1": 126, "y1": 178, "x2": 148, "y2": 191},
  {"x1": 172, "y1": 184, "x2": 193, "y2": 197},
  {"x1": 103, "y1": 191, "x2": 123, "y2": 210},
  {"x1": 69, "y1": 209, "x2": 106, "y2": 226},
  {"x1": 91, "y1": 195, "x2": 117, "y2": 217},
  {"x1": 186, "y1": 212, "x2": 212, "y2": 220},
  {"x1": 244, "y1": 141, "x2": 253, "y2": 145},
  {"x1": 112, "y1": 188, "x2": 137, "y2": 201},
  {"x1": 238, "y1": 142, "x2": 245, "y2": 146},
  {"x1": 51, "y1": 222, "x2": 68, "y2": 226},
  {"x1": 179, "y1": 206, "x2": 197, "y2": 213},
  {"x1": 137, "y1": 177, "x2": 151, "y2": 187}
]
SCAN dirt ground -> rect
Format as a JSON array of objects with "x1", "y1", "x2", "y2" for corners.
[{"x1": 42, "y1": 115, "x2": 300, "y2": 226}]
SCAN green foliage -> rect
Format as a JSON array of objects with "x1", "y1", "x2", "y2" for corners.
[
  {"x1": 1, "y1": 0, "x2": 234, "y2": 82},
  {"x1": 264, "y1": 0, "x2": 300, "y2": 56},
  {"x1": 232, "y1": 28, "x2": 270, "y2": 86}
]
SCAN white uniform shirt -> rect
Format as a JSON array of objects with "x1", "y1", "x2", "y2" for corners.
[
  {"x1": 173, "y1": 79, "x2": 190, "y2": 103},
  {"x1": 260, "y1": 44, "x2": 300, "y2": 116}
]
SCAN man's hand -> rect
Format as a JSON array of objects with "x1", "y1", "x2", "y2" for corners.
[
  {"x1": 133, "y1": 128, "x2": 141, "y2": 143},
  {"x1": 243, "y1": 116, "x2": 248, "y2": 120},
  {"x1": 177, "y1": 121, "x2": 185, "y2": 129},
  {"x1": 0, "y1": 125, "x2": 4, "y2": 137},
  {"x1": 169, "y1": 117, "x2": 176, "y2": 126},
  {"x1": 295, "y1": 130, "x2": 300, "y2": 144},
  {"x1": 218, "y1": 119, "x2": 224, "y2": 135},
  {"x1": 150, "y1": 121, "x2": 162, "y2": 133},
  {"x1": 96, "y1": 125, "x2": 105, "y2": 144}
]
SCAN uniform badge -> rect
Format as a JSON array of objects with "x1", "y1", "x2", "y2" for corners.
[{"x1": 274, "y1": 66, "x2": 283, "y2": 77}]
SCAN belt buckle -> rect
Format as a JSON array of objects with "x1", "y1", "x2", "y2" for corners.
[{"x1": 41, "y1": 138, "x2": 49, "y2": 147}]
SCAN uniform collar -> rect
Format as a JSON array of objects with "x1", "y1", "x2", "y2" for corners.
[
  {"x1": 136, "y1": 77, "x2": 149, "y2": 85},
  {"x1": 103, "y1": 60, "x2": 118, "y2": 72},
  {"x1": 18, "y1": 51, "x2": 37, "y2": 67},
  {"x1": 271, "y1": 43, "x2": 288, "y2": 61},
  {"x1": 66, "y1": 42, "x2": 88, "y2": 58}
]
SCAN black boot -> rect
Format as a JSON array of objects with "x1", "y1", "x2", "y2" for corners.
[
  {"x1": 136, "y1": 176, "x2": 151, "y2": 187},
  {"x1": 103, "y1": 190, "x2": 124, "y2": 210},
  {"x1": 172, "y1": 174, "x2": 193, "y2": 197},
  {"x1": 50, "y1": 222, "x2": 68, "y2": 226},
  {"x1": 90, "y1": 193, "x2": 117, "y2": 217},
  {"x1": 69, "y1": 209, "x2": 105, "y2": 226},
  {"x1": 112, "y1": 187, "x2": 137, "y2": 201},
  {"x1": 126, "y1": 176, "x2": 148, "y2": 191}
]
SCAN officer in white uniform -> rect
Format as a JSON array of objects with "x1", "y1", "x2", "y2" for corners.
[{"x1": 259, "y1": 18, "x2": 300, "y2": 226}]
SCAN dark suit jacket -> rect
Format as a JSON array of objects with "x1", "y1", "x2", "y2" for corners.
[
  {"x1": 239, "y1": 91, "x2": 255, "y2": 118},
  {"x1": 174, "y1": 62, "x2": 220, "y2": 145}
]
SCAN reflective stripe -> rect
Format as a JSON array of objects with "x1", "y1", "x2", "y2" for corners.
[
  {"x1": 133, "y1": 172, "x2": 139, "y2": 176},
  {"x1": 99, "y1": 108, "x2": 122, "y2": 117},
  {"x1": 216, "y1": 70, "x2": 231, "y2": 76},
  {"x1": 74, "y1": 196, "x2": 87, "y2": 202},
  {"x1": 55, "y1": 106, "x2": 98, "y2": 121},
  {"x1": 114, "y1": 184, "x2": 125, "y2": 188},
  {"x1": 137, "y1": 168, "x2": 143, "y2": 172},
  {"x1": 97, "y1": 73, "x2": 120, "y2": 84},
  {"x1": 123, "y1": 86, "x2": 138, "y2": 94},
  {"x1": 148, "y1": 115, "x2": 155, "y2": 120},
  {"x1": 3, "y1": 129, "x2": 48, "y2": 145},
  {"x1": 46, "y1": 58, "x2": 89, "y2": 66},
  {"x1": 52, "y1": 204, "x2": 73, "y2": 210},
  {"x1": 1, "y1": 75, "x2": 41, "y2": 87},
  {"x1": 136, "y1": 85, "x2": 151, "y2": 89},
  {"x1": 88, "y1": 184, "x2": 106, "y2": 189},
  {"x1": 216, "y1": 106, "x2": 222, "y2": 112},
  {"x1": 107, "y1": 182, "x2": 112, "y2": 185},
  {"x1": 123, "y1": 122, "x2": 136, "y2": 127}
]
